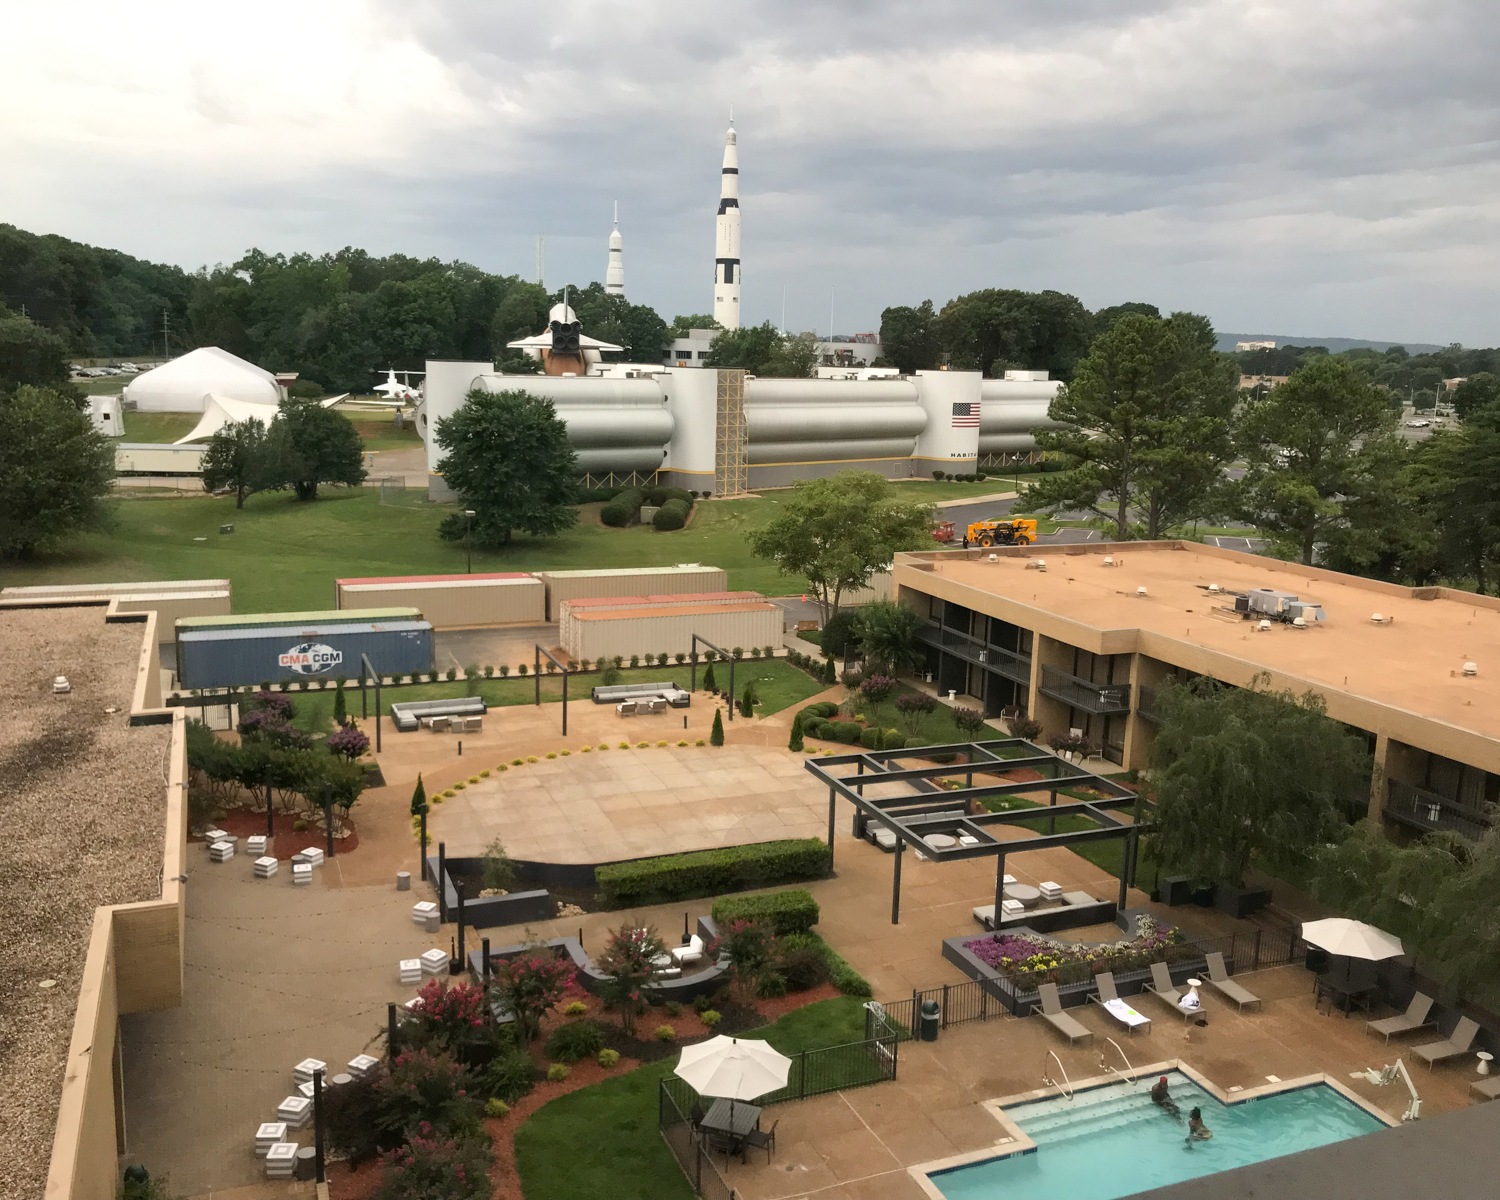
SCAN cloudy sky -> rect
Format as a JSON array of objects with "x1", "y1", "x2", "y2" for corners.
[{"x1": 6, "y1": 0, "x2": 1499, "y2": 344}]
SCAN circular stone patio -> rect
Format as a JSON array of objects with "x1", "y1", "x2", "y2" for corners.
[{"x1": 426, "y1": 746, "x2": 827, "y2": 863}]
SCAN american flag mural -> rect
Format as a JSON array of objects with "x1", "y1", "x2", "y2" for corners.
[{"x1": 951, "y1": 401, "x2": 980, "y2": 428}]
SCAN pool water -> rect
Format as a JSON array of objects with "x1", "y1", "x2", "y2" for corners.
[{"x1": 932, "y1": 1071, "x2": 1386, "y2": 1200}]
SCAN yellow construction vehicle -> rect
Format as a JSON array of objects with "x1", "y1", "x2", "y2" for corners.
[{"x1": 963, "y1": 517, "x2": 1038, "y2": 547}]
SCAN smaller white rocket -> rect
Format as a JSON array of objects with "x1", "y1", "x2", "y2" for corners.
[
  {"x1": 713, "y1": 122, "x2": 740, "y2": 329},
  {"x1": 605, "y1": 201, "x2": 624, "y2": 296}
]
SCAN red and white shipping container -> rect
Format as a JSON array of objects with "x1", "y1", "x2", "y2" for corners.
[
  {"x1": 559, "y1": 594, "x2": 783, "y2": 662},
  {"x1": 534, "y1": 564, "x2": 729, "y2": 619}
]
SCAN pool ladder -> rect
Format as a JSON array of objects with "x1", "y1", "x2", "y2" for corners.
[
  {"x1": 1099, "y1": 1037, "x2": 1138, "y2": 1086},
  {"x1": 1042, "y1": 1050, "x2": 1074, "y2": 1100}
]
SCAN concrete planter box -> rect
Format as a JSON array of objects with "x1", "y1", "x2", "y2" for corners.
[{"x1": 1214, "y1": 883, "x2": 1272, "y2": 919}]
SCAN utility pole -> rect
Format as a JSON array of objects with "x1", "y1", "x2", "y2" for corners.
[
  {"x1": 161, "y1": 308, "x2": 171, "y2": 359},
  {"x1": 536, "y1": 236, "x2": 545, "y2": 288}
]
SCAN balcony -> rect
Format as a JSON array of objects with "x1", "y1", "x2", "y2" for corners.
[
  {"x1": 1137, "y1": 686, "x2": 1158, "y2": 723},
  {"x1": 1038, "y1": 666, "x2": 1132, "y2": 716},
  {"x1": 919, "y1": 623, "x2": 1032, "y2": 683},
  {"x1": 1385, "y1": 780, "x2": 1494, "y2": 841}
]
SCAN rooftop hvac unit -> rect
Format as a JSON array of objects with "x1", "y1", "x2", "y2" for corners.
[
  {"x1": 1136, "y1": 586, "x2": 1148, "y2": 597},
  {"x1": 987, "y1": 553, "x2": 998, "y2": 562},
  {"x1": 1256, "y1": 620, "x2": 1272, "y2": 632},
  {"x1": 1463, "y1": 661, "x2": 1479, "y2": 677},
  {"x1": 1291, "y1": 617, "x2": 1308, "y2": 629},
  {"x1": 1026, "y1": 559, "x2": 1047, "y2": 572},
  {"x1": 1102, "y1": 556, "x2": 1115, "y2": 567},
  {"x1": 1206, "y1": 583, "x2": 1222, "y2": 594},
  {"x1": 1371, "y1": 612, "x2": 1392, "y2": 625}
]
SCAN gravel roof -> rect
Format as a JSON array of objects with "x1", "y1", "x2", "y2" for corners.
[{"x1": 0, "y1": 608, "x2": 171, "y2": 1200}]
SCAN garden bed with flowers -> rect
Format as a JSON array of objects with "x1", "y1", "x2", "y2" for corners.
[{"x1": 943, "y1": 911, "x2": 1212, "y2": 1015}]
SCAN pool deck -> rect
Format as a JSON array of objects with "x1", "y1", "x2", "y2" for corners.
[{"x1": 716, "y1": 965, "x2": 1481, "y2": 1200}]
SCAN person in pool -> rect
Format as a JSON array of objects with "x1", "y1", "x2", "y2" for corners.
[
  {"x1": 1150, "y1": 1075, "x2": 1180, "y2": 1120},
  {"x1": 1186, "y1": 1106, "x2": 1212, "y2": 1143}
]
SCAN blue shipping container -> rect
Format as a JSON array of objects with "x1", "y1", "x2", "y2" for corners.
[{"x1": 176, "y1": 620, "x2": 434, "y2": 689}]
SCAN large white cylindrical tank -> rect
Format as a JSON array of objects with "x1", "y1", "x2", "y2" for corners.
[
  {"x1": 421, "y1": 360, "x2": 495, "y2": 473},
  {"x1": 661, "y1": 368, "x2": 717, "y2": 481},
  {"x1": 472, "y1": 374, "x2": 673, "y2": 474},
  {"x1": 744, "y1": 378, "x2": 924, "y2": 465},
  {"x1": 978, "y1": 378, "x2": 1065, "y2": 453},
  {"x1": 911, "y1": 371, "x2": 982, "y2": 469}
]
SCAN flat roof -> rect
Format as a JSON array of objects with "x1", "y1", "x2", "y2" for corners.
[
  {"x1": 572, "y1": 601, "x2": 777, "y2": 622},
  {"x1": 336, "y1": 573, "x2": 534, "y2": 586},
  {"x1": 537, "y1": 564, "x2": 718, "y2": 579},
  {"x1": 179, "y1": 619, "x2": 431, "y2": 642},
  {"x1": 1, "y1": 579, "x2": 229, "y2": 598},
  {"x1": 896, "y1": 541, "x2": 1500, "y2": 769},
  {"x1": 0, "y1": 609, "x2": 171, "y2": 1199}
]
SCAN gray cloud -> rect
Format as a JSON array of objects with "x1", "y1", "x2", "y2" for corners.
[{"x1": 4, "y1": 0, "x2": 1499, "y2": 344}]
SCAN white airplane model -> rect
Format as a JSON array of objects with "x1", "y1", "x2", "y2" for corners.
[{"x1": 368, "y1": 368, "x2": 422, "y2": 407}]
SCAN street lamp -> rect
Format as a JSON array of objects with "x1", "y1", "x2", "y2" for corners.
[{"x1": 464, "y1": 509, "x2": 476, "y2": 574}]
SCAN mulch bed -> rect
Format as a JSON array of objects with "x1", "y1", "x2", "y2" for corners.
[
  {"x1": 326, "y1": 980, "x2": 843, "y2": 1200},
  {"x1": 190, "y1": 807, "x2": 360, "y2": 857}
]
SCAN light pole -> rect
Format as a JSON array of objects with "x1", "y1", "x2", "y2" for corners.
[{"x1": 464, "y1": 509, "x2": 476, "y2": 574}]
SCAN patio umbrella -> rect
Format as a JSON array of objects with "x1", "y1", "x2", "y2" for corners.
[
  {"x1": 1301, "y1": 918, "x2": 1405, "y2": 961},
  {"x1": 674, "y1": 1036, "x2": 792, "y2": 1125}
]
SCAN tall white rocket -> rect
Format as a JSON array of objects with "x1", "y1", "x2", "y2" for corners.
[
  {"x1": 712, "y1": 122, "x2": 740, "y2": 329},
  {"x1": 605, "y1": 201, "x2": 624, "y2": 296}
]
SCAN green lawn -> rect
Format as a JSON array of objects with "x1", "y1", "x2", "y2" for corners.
[
  {"x1": 121, "y1": 411, "x2": 200, "y2": 442},
  {"x1": 280, "y1": 659, "x2": 825, "y2": 735},
  {"x1": 514, "y1": 998, "x2": 869, "y2": 1200},
  {"x1": 0, "y1": 489, "x2": 804, "y2": 609}
]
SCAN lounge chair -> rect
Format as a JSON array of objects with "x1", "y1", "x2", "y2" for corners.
[
  {"x1": 1204, "y1": 951, "x2": 1261, "y2": 1012},
  {"x1": 1144, "y1": 962, "x2": 1194, "y2": 1022},
  {"x1": 1089, "y1": 971, "x2": 1151, "y2": 1035},
  {"x1": 1471, "y1": 1076, "x2": 1500, "y2": 1102},
  {"x1": 1414, "y1": 1017, "x2": 1480, "y2": 1069},
  {"x1": 670, "y1": 935, "x2": 705, "y2": 966},
  {"x1": 1366, "y1": 992, "x2": 1435, "y2": 1043},
  {"x1": 1031, "y1": 982, "x2": 1094, "y2": 1046}
]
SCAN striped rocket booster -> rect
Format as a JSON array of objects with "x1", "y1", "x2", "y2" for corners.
[{"x1": 712, "y1": 122, "x2": 740, "y2": 329}]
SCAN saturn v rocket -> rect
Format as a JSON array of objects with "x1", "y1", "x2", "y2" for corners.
[
  {"x1": 712, "y1": 122, "x2": 741, "y2": 329},
  {"x1": 605, "y1": 201, "x2": 624, "y2": 296}
]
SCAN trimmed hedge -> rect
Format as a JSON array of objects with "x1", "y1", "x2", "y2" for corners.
[
  {"x1": 712, "y1": 888, "x2": 820, "y2": 936},
  {"x1": 596, "y1": 839, "x2": 832, "y2": 908},
  {"x1": 652, "y1": 498, "x2": 691, "y2": 531},
  {"x1": 600, "y1": 487, "x2": 648, "y2": 527},
  {"x1": 779, "y1": 931, "x2": 873, "y2": 998},
  {"x1": 576, "y1": 486, "x2": 626, "y2": 503},
  {"x1": 831, "y1": 721, "x2": 862, "y2": 744},
  {"x1": 646, "y1": 485, "x2": 694, "y2": 507},
  {"x1": 859, "y1": 727, "x2": 882, "y2": 749}
]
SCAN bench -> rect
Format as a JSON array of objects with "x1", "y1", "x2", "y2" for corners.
[{"x1": 391, "y1": 696, "x2": 487, "y2": 733}]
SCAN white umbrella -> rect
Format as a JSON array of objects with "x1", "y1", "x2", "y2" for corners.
[
  {"x1": 674, "y1": 1036, "x2": 792, "y2": 1117},
  {"x1": 1301, "y1": 918, "x2": 1405, "y2": 961}
]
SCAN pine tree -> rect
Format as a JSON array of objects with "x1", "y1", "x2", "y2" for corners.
[
  {"x1": 703, "y1": 662, "x2": 718, "y2": 693},
  {"x1": 823, "y1": 656, "x2": 837, "y2": 684},
  {"x1": 788, "y1": 713, "x2": 804, "y2": 752},
  {"x1": 710, "y1": 709, "x2": 725, "y2": 747},
  {"x1": 411, "y1": 774, "x2": 427, "y2": 816},
  {"x1": 332, "y1": 680, "x2": 347, "y2": 726}
]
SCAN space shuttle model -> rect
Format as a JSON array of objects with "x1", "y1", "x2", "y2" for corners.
[{"x1": 712, "y1": 121, "x2": 741, "y2": 329}]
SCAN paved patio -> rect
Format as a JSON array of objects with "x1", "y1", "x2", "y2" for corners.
[{"x1": 425, "y1": 745, "x2": 827, "y2": 861}]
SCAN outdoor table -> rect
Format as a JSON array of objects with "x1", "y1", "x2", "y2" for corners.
[
  {"x1": 1315, "y1": 974, "x2": 1375, "y2": 1016},
  {"x1": 1003, "y1": 882, "x2": 1041, "y2": 908},
  {"x1": 926, "y1": 833, "x2": 958, "y2": 850},
  {"x1": 701, "y1": 1098, "x2": 761, "y2": 1137}
]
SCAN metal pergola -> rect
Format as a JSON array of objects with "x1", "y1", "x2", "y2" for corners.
[{"x1": 804, "y1": 739, "x2": 1149, "y2": 925}]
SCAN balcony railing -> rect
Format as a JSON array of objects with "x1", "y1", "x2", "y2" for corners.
[
  {"x1": 1385, "y1": 780, "x2": 1494, "y2": 841},
  {"x1": 1137, "y1": 686, "x2": 1158, "y2": 723},
  {"x1": 919, "y1": 623, "x2": 1031, "y2": 683},
  {"x1": 1038, "y1": 666, "x2": 1132, "y2": 715}
]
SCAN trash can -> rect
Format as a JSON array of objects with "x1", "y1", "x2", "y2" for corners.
[{"x1": 919, "y1": 999, "x2": 941, "y2": 1042}]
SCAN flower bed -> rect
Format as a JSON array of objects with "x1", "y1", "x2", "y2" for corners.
[{"x1": 963, "y1": 915, "x2": 1185, "y2": 982}]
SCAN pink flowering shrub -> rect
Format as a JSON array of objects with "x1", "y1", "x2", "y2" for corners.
[
  {"x1": 964, "y1": 916, "x2": 1184, "y2": 982},
  {"x1": 374, "y1": 1049, "x2": 482, "y2": 1140},
  {"x1": 375, "y1": 1124, "x2": 490, "y2": 1200}
]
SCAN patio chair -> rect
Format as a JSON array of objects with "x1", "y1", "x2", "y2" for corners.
[
  {"x1": 1470, "y1": 1076, "x2": 1500, "y2": 1102},
  {"x1": 1089, "y1": 971, "x2": 1151, "y2": 1035},
  {"x1": 743, "y1": 1118, "x2": 779, "y2": 1163},
  {"x1": 690, "y1": 1100, "x2": 707, "y2": 1130},
  {"x1": 1143, "y1": 962, "x2": 1193, "y2": 1022},
  {"x1": 670, "y1": 934, "x2": 705, "y2": 966},
  {"x1": 1366, "y1": 992, "x2": 1436, "y2": 1043},
  {"x1": 1413, "y1": 1016, "x2": 1480, "y2": 1069},
  {"x1": 1030, "y1": 982, "x2": 1094, "y2": 1046},
  {"x1": 1204, "y1": 951, "x2": 1262, "y2": 1012}
]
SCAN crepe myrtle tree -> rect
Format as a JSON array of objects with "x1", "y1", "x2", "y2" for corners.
[
  {"x1": 490, "y1": 952, "x2": 576, "y2": 1042},
  {"x1": 594, "y1": 924, "x2": 667, "y2": 1036}
]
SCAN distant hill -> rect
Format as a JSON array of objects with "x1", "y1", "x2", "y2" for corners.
[{"x1": 1217, "y1": 332, "x2": 1443, "y2": 355}]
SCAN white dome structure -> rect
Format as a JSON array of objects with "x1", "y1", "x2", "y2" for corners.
[
  {"x1": 124, "y1": 347, "x2": 281, "y2": 413},
  {"x1": 174, "y1": 392, "x2": 346, "y2": 444}
]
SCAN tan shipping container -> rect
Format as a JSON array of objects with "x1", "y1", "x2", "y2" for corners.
[
  {"x1": 108, "y1": 591, "x2": 232, "y2": 644},
  {"x1": 838, "y1": 571, "x2": 895, "y2": 607},
  {"x1": 1, "y1": 578, "x2": 230, "y2": 601},
  {"x1": 535, "y1": 564, "x2": 728, "y2": 619},
  {"x1": 335, "y1": 573, "x2": 545, "y2": 628},
  {"x1": 562, "y1": 601, "x2": 783, "y2": 662}
]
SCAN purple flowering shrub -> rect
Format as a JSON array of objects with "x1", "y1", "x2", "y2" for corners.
[
  {"x1": 327, "y1": 721, "x2": 370, "y2": 759},
  {"x1": 964, "y1": 916, "x2": 1184, "y2": 980}
]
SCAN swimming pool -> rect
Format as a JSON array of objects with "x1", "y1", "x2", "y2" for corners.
[{"x1": 929, "y1": 1071, "x2": 1388, "y2": 1200}]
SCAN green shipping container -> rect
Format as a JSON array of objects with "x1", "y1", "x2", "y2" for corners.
[{"x1": 175, "y1": 607, "x2": 420, "y2": 634}]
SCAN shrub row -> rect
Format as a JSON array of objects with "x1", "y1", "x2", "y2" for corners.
[
  {"x1": 779, "y1": 931, "x2": 874, "y2": 997},
  {"x1": 652, "y1": 497, "x2": 692, "y2": 531},
  {"x1": 930, "y1": 470, "x2": 989, "y2": 482},
  {"x1": 576, "y1": 485, "x2": 626, "y2": 503},
  {"x1": 600, "y1": 487, "x2": 649, "y2": 527},
  {"x1": 799, "y1": 717, "x2": 914, "y2": 751},
  {"x1": 646, "y1": 485, "x2": 694, "y2": 506},
  {"x1": 711, "y1": 887, "x2": 821, "y2": 936},
  {"x1": 596, "y1": 838, "x2": 832, "y2": 908}
]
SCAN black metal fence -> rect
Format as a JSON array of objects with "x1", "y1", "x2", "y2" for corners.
[
  {"x1": 657, "y1": 1032, "x2": 900, "y2": 1198},
  {"x1": 878, "y1": 923, "x2": 1302, "y2": 1036}
]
